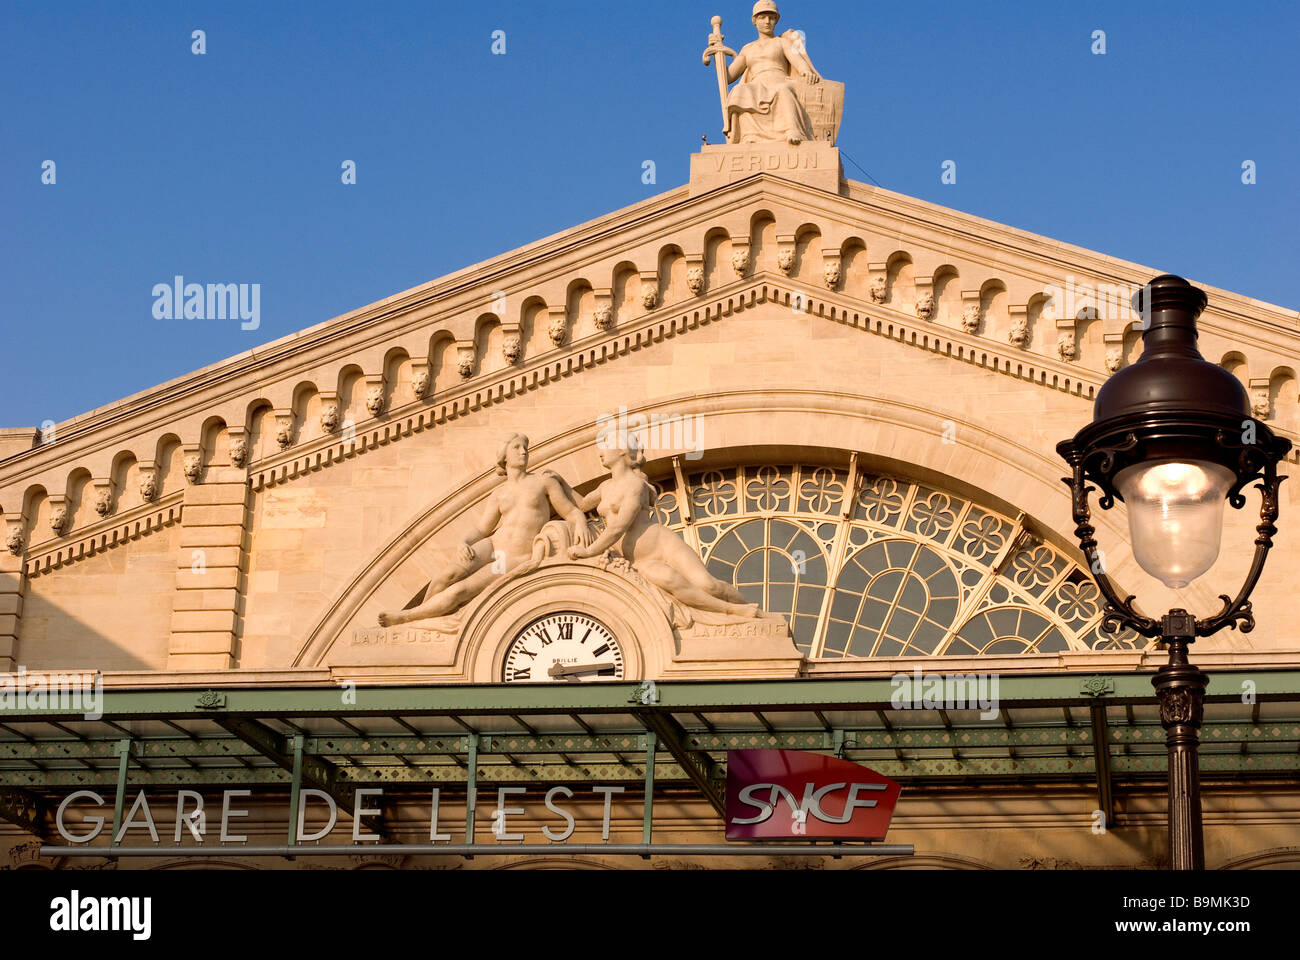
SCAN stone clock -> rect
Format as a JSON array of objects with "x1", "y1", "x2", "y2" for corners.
[{"x1": 503, "y1": 612, "x2": 624, "y2": 683}]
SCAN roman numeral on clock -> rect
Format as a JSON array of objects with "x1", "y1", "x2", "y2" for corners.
[{"x1": 591, "y1": 643, "x2": 610, "y2": 657}]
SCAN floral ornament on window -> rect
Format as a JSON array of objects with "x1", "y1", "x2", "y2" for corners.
[
  {"x1": 650, "y1": 483, "x2": 679, "y2": 525},
  {"x1": 1052, "y1": 579, "x2": 1101, "y2": 623},
  {"x1": 798, "y1": 468, "x2": 844, "y2": 514},
  {"x1": 745, "y1": 466, "x2": 791, "y2": 512},
  {"x1": 1011, "y1": 545, "x2": 1059, "y2": 590},
  {"x1": 692, "y1": 471, "x2": 739, "y2": 517},
  {"x1": 959, "y1": 513, "x2": 1006, "y2": 562},
  {"x1": 909, "y1": 493, "x2": 956, "y2": 539},
  {"x1": 857, "y1": 477, "x2": 904, "y2": 524}
]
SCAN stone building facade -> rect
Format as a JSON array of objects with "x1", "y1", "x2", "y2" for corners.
[{"x1": 2, "y1": 23, "x2": 1299, "y2": 869}]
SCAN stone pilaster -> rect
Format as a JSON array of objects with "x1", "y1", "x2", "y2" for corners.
[
  {"x1": 0, "y1": 513, "x2": 26, "y2": 671},
  {"x1": 167, "y1": 469, "x2": 250, "y2": 670}
]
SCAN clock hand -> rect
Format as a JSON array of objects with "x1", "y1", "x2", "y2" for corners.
[{"x1": 547, "y1": 661, "x2": 616, "y2": 678}]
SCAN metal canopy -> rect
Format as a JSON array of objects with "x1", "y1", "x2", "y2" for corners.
[{"x1": 3, "y1": 672, "x2": 1300, "y2": 840}]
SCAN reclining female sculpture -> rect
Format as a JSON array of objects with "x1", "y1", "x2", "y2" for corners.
[
  {"x1": 566, "y1": 439, "x2": 765, "y2": 618},
  {"x1": 377, "y1": 434, "x2": 592, "y2": 625}
]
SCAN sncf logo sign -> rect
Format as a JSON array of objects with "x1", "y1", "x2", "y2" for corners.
[{"x1": 725, "y1": 749, "x2": 902, "y2": 841}]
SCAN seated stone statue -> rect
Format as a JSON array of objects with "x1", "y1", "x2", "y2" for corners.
[
  {"x1": 703, "y1": 1, "x2": 822, "y2": 145},
  {"x1": 378, "y1": 434, "x2": 592, "y2": 625},
  {"x1": 566, "y1": 438, "x2": 767, "y2": 619}
]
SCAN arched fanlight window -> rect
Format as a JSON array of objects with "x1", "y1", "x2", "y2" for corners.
[{"x1": 646, "y1": 461, "x2": 1143, "y2": 658}]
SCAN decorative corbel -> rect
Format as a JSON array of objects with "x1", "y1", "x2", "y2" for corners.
[
  {"x1": 272, "y1": 409, "x2": 295, "y2": 450},
  {"x1": 638, "y1": 271, "x2": 659, "y2": 310},
  {"x1": 591, "y1": 289, "x2": 614, "y2": 333},
  {"x1": 1055, "y1": 315, "x2": 1078, "y2": 361},
  {"x1": 959, "y1": 290, "x2": 982, "y2": 334},
  {"x1": 685, "y1": 256, "x2": 706, "y2": 296},
  {"x1": 502, "y1": 323, "x2": 523, "y2": 364},
  {"x1": 317, "y1": 392, "x2": 341, "y2": 433},
  {"x1": 822, "y1": 251, "x2": 842, "y2": 290},
  {"x1": 137, "y1": 460, "x2": 160, "y2": 501},
  {"x1": 547, "y1": 306, "x2": 568, "y2": 347},
  {"x1": 1007, "y1": 304, "x2": 1030, "y2": 348},
  {"x1": 5, "y1": 513, "x2": 26, "y2": 556},
  {"x1": 775, "y1": 235, "x2": 797, "y2": 276},
  {"x1": 731, "y1": 240, "x2": 751, "y2": 279},
  {"x1": 913, "y1": 277, "x2": 935, "y2": 321},
  {"x1": 91, "y1": 478, "x2": 114, "y2": 517},
  {"x1": 408, "y1": 363, "x2": 430, "y2": 400},
  {"x1": 227, "y1": 427, "x2": 250, "y2": 468},
  {"x1": 591, "y1": 288, "x2": 613, "y2": 334},
  {"x1": 182, "y1": 445, "x2": 204, "y2": 484},
  {"x1": 1249, "y1": 378, "x2": 1272, "y2": 419},
  {"x1": 1102, "y1": 333, "x2": 1124, "y2": 374},
  {"x1": 364, "y1": 375, "x2": 386, "y2": 416},
  {"x1": 867, "y1": 261, "x2": 889, "y2": 304},
  {"x1": 455, "y1": 341, "x2": 477, "y2": 379},
  {"x1": 48, "y1": 495, "x2": 69, "y2": 534}
]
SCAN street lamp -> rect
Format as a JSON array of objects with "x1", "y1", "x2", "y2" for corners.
[{"x1": 1056, "y1": 274, "x2": 1290, "y2": 870}]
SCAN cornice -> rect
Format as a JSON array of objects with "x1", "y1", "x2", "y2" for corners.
[
  {"x1": 246, "y1": 275, "x2": 1113, "y2": 494},
  {"x1": 23, "y1": 493, "x2": 183, "y2": 578},
  {"x1": 844, "y1": 179, "x2": 1300, "y2": 331},
  {"x1": 4, "y1": 173, "x2": 1297, "y2": 493},
  {"x1": 0, "y1": 185, "x2": 694, "y2": 466}
]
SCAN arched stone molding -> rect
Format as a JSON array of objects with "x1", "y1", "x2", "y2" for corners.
[
  {"x1": 702, "y1": 226, "x2": 732, "y2": 294},
  {"x1": 656, "y1": 244, "x2": 686, "y2": 306},
  {"x1": 885, "y1": 251, "x2": 912, "y2": 309},
  {"x1": 748, "y1": 209, "x2": 777, "y2": 275},
  {"x1": 929, "y1": 264, "x2": 960, "y2": 327},
  {"x1": 791, "y1": 222, "x2": 822, "y2": 285},
  {"x1": 519, "y1": 294, "x2": 552, "y2": 360},
  {"x1": 382, "y1": 347, "x2": 412, "y2": 414},
  {"x1": 295, "y1": 387, "x2": 1143, "y2": 670},
  {"x1": 838, "y1": 236, "x2": 867, "y2": 298},
  {"x1": 428, "y1": 330, "x2": 458, "y2": 396}
]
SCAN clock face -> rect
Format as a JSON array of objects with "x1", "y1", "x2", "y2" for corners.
[{"x1": 503, "y1": 612, "x2": 624, "y2": 683}]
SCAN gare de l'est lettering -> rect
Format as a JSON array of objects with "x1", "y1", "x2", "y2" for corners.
[{"x1": 3, "y1": 2, "x2": 1299, "y2": 871}]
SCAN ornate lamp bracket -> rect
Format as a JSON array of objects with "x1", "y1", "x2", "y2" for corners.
[
  {"x1": 1060, "y1": 456, "x2": 1159, "y2": 639},
  {"x1": 1194, "y1": 457, "x2": 1286, "y2": 638}
]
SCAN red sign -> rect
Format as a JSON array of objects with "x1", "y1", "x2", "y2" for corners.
[{"x1": 725, "y1": 749, "x2": 901, "y2": 841}]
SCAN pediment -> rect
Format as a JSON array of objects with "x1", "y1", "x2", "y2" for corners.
[{"x1": 4, "y1": 172, "x2": 1298, "y2": 566}]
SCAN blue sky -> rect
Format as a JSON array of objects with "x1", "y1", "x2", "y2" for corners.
[{"x1": 3, "y1": 0, "x2": 1297, "y2": 428}]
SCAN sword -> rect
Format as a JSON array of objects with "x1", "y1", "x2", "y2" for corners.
[{"x1": 703, "y1": 16, "x2": 734, "y2": 139}]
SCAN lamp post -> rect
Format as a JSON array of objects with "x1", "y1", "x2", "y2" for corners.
[{"x1": 1056, "y1": 274, "x2": 1290, "y2": 870}]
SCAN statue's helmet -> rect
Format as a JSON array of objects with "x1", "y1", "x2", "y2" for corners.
[{"x1": 752, "y1": 0, "x2": 780, "y2": 22}]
